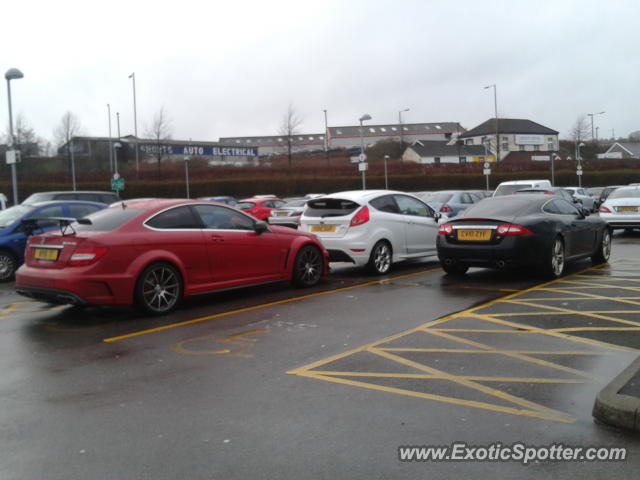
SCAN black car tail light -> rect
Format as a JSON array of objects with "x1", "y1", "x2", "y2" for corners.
[
  {"x1": 496, "y1": 224, "x2": 533, "y2": 236},
  {"x1": 68, "y1": 247, "x2": 109, "y2": 266},
  {"x1": 599, "y1": 205, "x2": 612, "y2": 213}
]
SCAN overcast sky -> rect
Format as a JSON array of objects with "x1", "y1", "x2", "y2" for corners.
[{"x1": 2, "y1": 0, "x2": 638, "y2": 146}]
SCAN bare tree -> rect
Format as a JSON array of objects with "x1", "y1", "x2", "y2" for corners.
[
  {"x1": 53, "y1": 111, "x2": 85, "y2": 150},
  {"x1": 145, "y1": 107, "x2": 172, "y2": 177},
  {"x1": 3, "y1": 114, "x2": 43, "y2": 156},
  {"x1": 278, "y1": 104, "x2": 303, "y2": 167},
  {"x1": 570, "y1": 114, "x2": 591, "y2": 143}
]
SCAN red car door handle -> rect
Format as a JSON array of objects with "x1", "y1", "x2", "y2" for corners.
[{"x1": 211, "y1": 235, "x2": 224, "y2": 243}]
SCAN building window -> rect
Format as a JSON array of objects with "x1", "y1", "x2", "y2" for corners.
[
  {"x1": 534, "y1": 145, "x2": 540, "y2": 151},
  {"x1": 459, "y1": 156, "x2": 467, "y2": 164},
  {"x1": 519, "y1": 145, "x2": 525, "y2": 151},
  {"x1": 465, "y1": 139, "x2": 473, "y2": 145},
  {"x1": 548, "y1": 143, "x2": 554, "y2": 150},
  {"x1": 434, "y1": 157, "x2": 441, "y2": 165},
  {"x1": 548, "y1": 137, "x2": 554, "y2": 141},
  {"x1": 502, "y1": 142, "x2": 508, "y2": 151}
]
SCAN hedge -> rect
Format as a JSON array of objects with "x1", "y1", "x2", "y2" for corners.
[{"x1": 2, "y1": 168, "x2": 640, "y2": 202}]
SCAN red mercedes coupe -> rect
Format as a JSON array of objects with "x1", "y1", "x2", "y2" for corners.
[{"x1": 15, "y1": 199, "x2": 329, "y2": 315}]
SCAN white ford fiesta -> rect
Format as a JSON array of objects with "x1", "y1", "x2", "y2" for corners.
[{"x1": 299, "y1": 190, "x2": 445, "y2": 274}]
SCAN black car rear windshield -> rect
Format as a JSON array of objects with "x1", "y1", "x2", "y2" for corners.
[
  {"x1": 305, "y1": 198, "x2": 360, "y2": 218},
  {"x1": 461, "y1": 197, "x2": 538, "y2": 218},
  {"x1": 74, "y1": 208, "x2": 143, "y2": 231},
  {"x1": 494, "y1": 184, "x2": 533, "y2": 196}
]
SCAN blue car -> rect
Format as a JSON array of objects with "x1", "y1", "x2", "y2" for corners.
[{"x1": 0, "y1": 200, "x2": 107, "y2": 281}]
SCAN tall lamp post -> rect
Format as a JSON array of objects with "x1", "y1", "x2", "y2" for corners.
[
  {"x1": 398, "y1": 108, "x2": 409, "y2": 162},
  {"x1": 323, "y1": 108, "x2": 329, "y2": 166},
  {"x1": 359, "y1": 114, "x2": 372, "y2": 190},
  {"x1": 383, "y1": 155, "x2": 389, "y2": 189},
  {"x1": 551, "y1": 153, "x2": 560, "y2": 187},
  {"x1": 107, "y1": 103, "x2": 113, "y2": 173},
  {"x1": 129, "y1": 73, "x2": 139, "y2": 175},
  {"x1": 184, "y1": 156, "x2": 190, "y2": 198},
  {"x1": 484, "y1": 84, "x2": 499, "y2": 162},
  {"x1": 587, "y1": 111, "x2": 605, "y2": 142},
  {"x1": 576, "y1": 142, "x2": 585, "y2": 187},
  {"x1": 5, "y1": 68, "x2": 24, "y2": 205}
]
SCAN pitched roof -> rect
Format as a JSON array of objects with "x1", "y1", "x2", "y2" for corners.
[
  {"x1": 408, "y1": 140, "x2": 486, "y2": 157},
  {"x1": 328, "y1": 122, "x2": 464, "y2": 138},
  {"x1": 459, "y1": 118, "x2": 558, "y2": 138},
  {"x1": 607, "y1": 142, "x2": 640, "y2": 156}
]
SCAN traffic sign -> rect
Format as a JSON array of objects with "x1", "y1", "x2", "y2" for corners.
[
  {"x1": 111, "y1": 178, "x2": 125, "y2": 191},
  {"x1": 5, "y1": 150, "x2": 20, "y2": 165},
  {"x1": 483, "y1": 162, "x2": 490, "y2": 169},
  {"x1": 358, "y1": 153, "x2": 367, "y2": 162},
  {"x1": 483, "y1": 168, "x2": 491, "y2": 175},
  {"x1": 358, "y1": 162, "x2": 368, "y2": 172},
  {"x1": 577, "y1": 170, "x2": 583, "y2": 176}
]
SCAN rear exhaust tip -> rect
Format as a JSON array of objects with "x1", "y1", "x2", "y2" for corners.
[
  {"x1": 444, "y1": 258, "x2": 455, "y2": 266},
  {"x1": 496, "y1": 260, "x2": 506, "y2": 268}
]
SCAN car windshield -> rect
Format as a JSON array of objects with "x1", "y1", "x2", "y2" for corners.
[
  {"x1": 283, "y1": 199, "x2": 307, "y2": 207},
  {"x1": 0, "y1": 205, "x2": 34, "y2": 228},
  {"x1": 494, "y1": 184, "x2": 533, "y2": 196},
  {"x1": 423, "y1": 193, "x2": 454, "y2": 203},
  {"x1": 73, "y1": 207, "x2": 144, "y2": 231},
  {"x1": 608, "y1": 188, "x2": 640, "y2": 199}
]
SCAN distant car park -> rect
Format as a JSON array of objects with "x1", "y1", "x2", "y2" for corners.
[
  {"x1": 268, "y1": 198, "x2": 308, "y2": 228},
  {"x1": 563, "y1": 187, "x2": 597, "y2": 212}
]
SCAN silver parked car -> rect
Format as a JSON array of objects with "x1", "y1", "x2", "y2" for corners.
[{"x1": 267, "y1": 198, "x2": 308, "y2": 228}]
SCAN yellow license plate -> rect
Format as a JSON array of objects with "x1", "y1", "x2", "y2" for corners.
[
  {"x1": 277, "y1": 212, "x2": 288, "y2": 216},
  {"x1": 311, "y1": 225, "x2": 336, "y2": 233},
  {"x1": 34, "y1": 248, "x2": 59, "y2": 261},
  {"x1": 457, "y1": 229, "x2": 492, "y2": 241},
  {"x1": 617, "y1": 206, "x2": 638, "y2": 212}
]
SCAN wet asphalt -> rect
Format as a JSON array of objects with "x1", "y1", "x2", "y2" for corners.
[{"x1": 1, "y1": 232, "x2": 640, "y2": 480}]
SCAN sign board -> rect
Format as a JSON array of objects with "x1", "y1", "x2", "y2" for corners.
[
  {"x1": 531, "y1": 155, "x2": 551, "y2": 161},
  {"x1": 358, "y1": 153, "x2": 367, "y2": 162},
  {"x1": 515, "y1": 135, "x2": 544, "y2": 146},
  {"x1": 483, "y1": 162, "x2": 490, "y2": 169},
  {"x1": 483, "y1": 168, "x2": 491, "y2": 175},
  {"x1": 5, "y1": 149, "x2": 20, "y2": 165},
  {"x1": 350, "y1": 156, "x2": 360, "y2": 164},
  {"x1": 138, "y1": 144, "x2": 259, "y2": 157},
  {"x1": 111, "y1": 178, "x2": 125, "y2": 191},
  {"x1": 358, "y1": 162, "x2": 368, "y2": 172},
  {"x1": 473, "y1": 156, "x2": 495, "y2": 163}
]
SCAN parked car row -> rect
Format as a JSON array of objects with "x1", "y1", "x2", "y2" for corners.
[{"x1": 9, "y1": 182, "x2": 629, "y2": 316}]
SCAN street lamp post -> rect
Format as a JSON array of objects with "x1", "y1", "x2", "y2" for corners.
[
  {"x1": 587, "y1": 111, "x2": 605, "y2": 142},
  {"x1": 129, "y1": 73, "x2": 139, "y2": 175},
  {"x1": 551, "y1": 153, "x2": 560, "y2": 187},
  {"x1": 323, "y1": 109, "x2": 330, "y2": 166},
  {"x1": 398, "y1": 108, "x2": 409, "y2": 162},
  {"x1": 184, "y1": 157, "x2": 190, "y2": 198},
  {"x1": 484, "y1": 84, "x2": 499, "y2": 162},
  {"x1": 576, "y1": 142, "x2": 585, "y2": 187},
  {"x1": 70, "y1": 139, "x2": 77, "y2": 191},
  {"x1": 113, "y1": 142, "x2": 121, "y2": 176},
  {"x1": 5, "y1": 68, "x2": 24, "y2": 205},
  {"x1": 359, "y1": 114, "x2": 372, "y2": 190},
  {"x1": 483, "y1": 136, "x2": 493, "y2": 190},
  {"x1": 384, "y1": 155, "x2": 389, "y2": 189},
  {"x1": 107, "y1": 103, "x2": 113, "y2": 173}
]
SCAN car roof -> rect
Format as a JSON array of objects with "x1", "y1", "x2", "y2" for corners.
[
  {"x1": 238, "y1": 197, "x2": 283, "y2": 202},
  {"x1": 497, "y1": 180, "x2": 549, "y2": 185},
  {"x1": 110, "y1": 198, "x2": 228, "y2": 210},
  {"x1": 315, "y1": 190, "x2": 409, "y2": 202},
  {"x1": 25, "y1": 200, "x2": 108, "y2": 207}
]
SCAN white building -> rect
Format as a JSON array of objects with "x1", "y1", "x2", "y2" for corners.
[
  {"x1": 402, "y1": 140, "x2": 490, "y2": 165},
  {"x1": 459, "y1": 118, "x2": 559, "y2": 161}
]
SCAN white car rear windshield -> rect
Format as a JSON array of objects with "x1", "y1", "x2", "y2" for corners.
[
  {"x1": 494, "y1": 184, "x2": 533, "y2": 196},
  {"x1": 305, "y1": 198, "x2": 360, "y2": 218}
]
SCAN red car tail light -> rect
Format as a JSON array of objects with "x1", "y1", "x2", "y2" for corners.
[
  {"x1": 291, "y1": 211, "x2": 302, "y2": 217},
  {"x1": 68, "y1": 247, "x2": 109, "y2": 267},
  {"x1": 599, "y1": 205, "x2": 612, "y2": 213},
  {"x1": 439, "y1": 204, "x2": 453, "y2": 213},
  {"x1": 496, "y1": 224, "x2": 534, "y2": 236},
  {"x1": 438, "y1": 224, "x2": 453, "y2": 235},
  {"x1": 350, "y1": 206, "x2": 370, "y2": 227}
]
